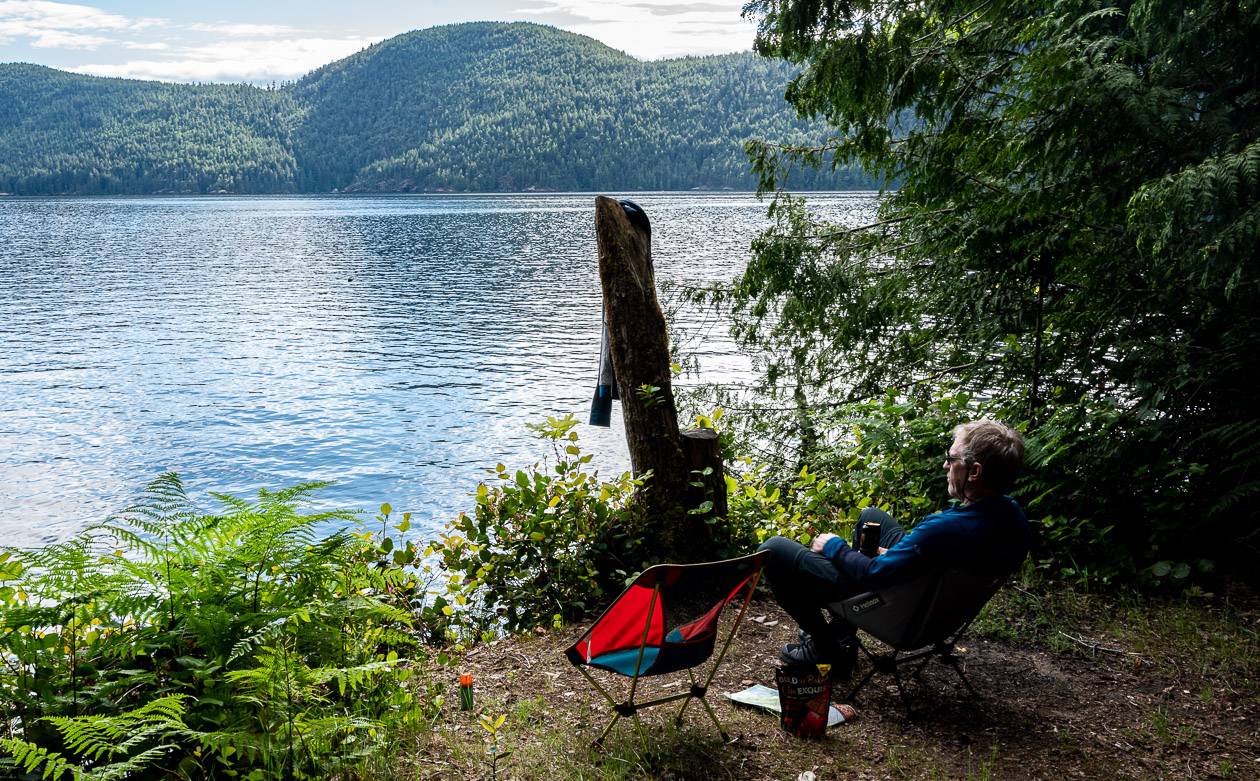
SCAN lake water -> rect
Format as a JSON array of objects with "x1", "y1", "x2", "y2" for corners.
[{"x1": 0, "y1": 192, "x2": 877, "y2": 545}]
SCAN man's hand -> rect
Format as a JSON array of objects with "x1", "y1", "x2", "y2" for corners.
[{"x1": 811, "y1": 532, "x2": 839, "y2": 553}]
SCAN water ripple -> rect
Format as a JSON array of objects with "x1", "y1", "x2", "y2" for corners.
[{"x1": 0, "y1": 192, "x2": 877, "y2": 545}]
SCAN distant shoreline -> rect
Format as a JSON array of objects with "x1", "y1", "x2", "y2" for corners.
[{"x1": 0, "y1": 189, "x2": 883, "y2": 199}]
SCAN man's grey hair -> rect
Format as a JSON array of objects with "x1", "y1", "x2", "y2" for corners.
[{"x1": 952, "y1": 419, "x2": 1025, "y2": 493}]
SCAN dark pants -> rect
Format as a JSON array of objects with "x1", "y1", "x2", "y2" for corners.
[{"x1": 756, "y1": 507, "x2": 905, "y2": 647}]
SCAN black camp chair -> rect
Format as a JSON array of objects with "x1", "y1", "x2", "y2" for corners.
[
  {"x1": 565, "y1": 551, "x2": 768, "y2": 744},
  {"x1": 828, "y1": 569, "x2": 1005, "y2": 712}
]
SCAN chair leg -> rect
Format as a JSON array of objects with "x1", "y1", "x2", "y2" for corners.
[
  {"x1": 843, "y1": 640, "x2": 880, "y2": 701},
  {"x1": 909, "y1": 651, "x2": 935, "y2": 681},
  {"x1": 942, "y1": 652, "x2": 982, "y2": 700},
  {"x1": 579, "y1": 665, "x2": 631, "y2": 746},
  {"x1": 843, "y1": 636, "x2": 989, "y2": 718},
  {"x1": 594, "y1": 712, "x2": 622, "y2": 746},
  {"x1": 578, "y1": 665, "x2": 620, "y2": 707},
  {"x1": 843, "y1": 667, "x2": 878, "y2": 702},
  {"x1": 857, "y1": 639, "x2": 879, "y2": 664},
  {"x1": 890, "y1": 664, "x2": 915, "y2": 715},
  {"x1": 697, "y1": 694, "x2": 729, "y2": 741},
  {"x1": 631, "y1": 711, "x2": 650, "y2": 751},
  {"x1": 670, "y1": 687, "x2": 729, "y2": 742},
  {"x1": 675, "y1": 669, "x2": 698, "y2": 724},
  {"x1": 855, "y1": 649, "x2": 919, "y2": 717},
  {"x1": 674, "y1": 694, "x2": 692, "y2": 725},
  {"x1": 670, "y1": 572, "x2": 759, "y2": 741}
]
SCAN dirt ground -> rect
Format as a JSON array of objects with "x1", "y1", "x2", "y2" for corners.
[{"x1": 413, "y1": 594, "x2": 1260, "y2": 781}]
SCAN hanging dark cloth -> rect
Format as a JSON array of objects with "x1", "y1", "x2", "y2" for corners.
[{"x1": 590, "y1": 309, "x2": 619, "y2": 427}]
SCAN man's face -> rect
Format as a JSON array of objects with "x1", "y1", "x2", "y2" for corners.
[{"x1": 945, "y1": 437, "x2": 969, "y2": 500}]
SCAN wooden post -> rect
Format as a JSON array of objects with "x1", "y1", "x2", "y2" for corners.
[{"x1": 594, "y1": 196, "x2": 725, "y2": 560}]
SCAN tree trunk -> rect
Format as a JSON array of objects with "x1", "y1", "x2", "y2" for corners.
[{"x1": 594, "y1": 196, "x2": 716, "y2": 560}]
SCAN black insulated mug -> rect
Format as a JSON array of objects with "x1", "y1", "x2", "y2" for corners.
[{"x1": 859, "y1": 521, "x2": 881, "y2": 557}]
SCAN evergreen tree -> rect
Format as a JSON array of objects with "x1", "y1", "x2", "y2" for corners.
[{"x1": 731, "y1": 0, "x2": 1260, "y2": 575}]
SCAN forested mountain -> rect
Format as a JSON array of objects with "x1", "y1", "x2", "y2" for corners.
[
  {"x1": 0, "y1": 22, "x2": 867, "y2": 195},
  {"x1": 0, "y1": 64, "x2": 298, "y2": 194}
]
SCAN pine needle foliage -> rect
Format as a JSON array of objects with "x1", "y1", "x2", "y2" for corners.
[
  {"x1": 720, "y1": 0, "x2": 1260, "y2": 583},
  {"x1": 0, "y1": 474, "x2": 427, "y2": 779}
]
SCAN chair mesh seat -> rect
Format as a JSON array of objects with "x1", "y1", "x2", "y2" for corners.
[
  {"x1": 564, "y1": 551, "x2": 768, "y2": 743},
  {"x1": 827, "y1": 568, "x2": 1009, "y2": 712}
]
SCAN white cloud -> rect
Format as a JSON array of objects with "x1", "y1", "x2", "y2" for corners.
[
  {"x1": 1, "y1": 1, "x2": 373, "y2": 82},
  {"x1": 187, "y1": 22, "x2": 303, "y2": 37},
  {"x1": 70, "y1": 35, "x2": 384, "y2": 83},
  {"x1": 0, "y1": 0, "x2": 162, "y2": 51},
  {"x1": 28, "y1": 28, "x2": 107, "y2": 48},
  {"x1": 0, "y1": 0, "x2": 135, "y2": 32},
  {"x1": 3, "y1": 0, "x2": 754, "y2": 81},
  {"x1": 626, "y1": 2, "x2": 738, "y2": 16},
  {"x1": 512, "y1": 0, "x2": 753, "y2": 58}
]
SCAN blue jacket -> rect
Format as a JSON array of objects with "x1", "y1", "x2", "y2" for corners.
[{"x1": 821, "y1": 496, "x2": 1031, "y2": 591}]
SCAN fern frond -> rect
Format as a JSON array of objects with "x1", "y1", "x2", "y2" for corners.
[
  {"x1": 313, "y1": 659, "x2": 405, "y2": 697},
  {"x1": 0, "y1": 738, "x2": 79, "y2": 780},
  {"x1": 191, "y1": 728, "x2": 268, "y2": 766},
  {"x1": 80, "y1": 743, "x2": 178, "y2": 781},
  {"x1": 227, "y1": 616, "x2": 289, "y2": 665},
  {"x1": 44, "y1": 695, "x2": 187, "y2": 762},
  {"x1": 340, "y1": 595, "x2": 415, "y2": 627}
]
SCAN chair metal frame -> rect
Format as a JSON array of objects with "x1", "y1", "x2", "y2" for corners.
[
  {"x1": 568, "y1": 553, "x2": 766, "y2": 745},
  {"x1": 828, "y1": 570, "x2": 1005, "y2": 715}
]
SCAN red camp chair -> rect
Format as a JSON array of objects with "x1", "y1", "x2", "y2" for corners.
[{"x1": 564, "y1": 550, "x2": 768, "y2": 744}]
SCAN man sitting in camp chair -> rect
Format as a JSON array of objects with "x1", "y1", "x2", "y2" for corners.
[{"x1": 757, "y1": 419, "x2": 1032, "y2": 678}]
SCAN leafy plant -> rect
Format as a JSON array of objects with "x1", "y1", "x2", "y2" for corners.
[
  {"x1": 1, "y1": 696, "x2": 187, "y2": 781},
  {"x1": 724, "y1": 459, "x2": 850, "y2": 547},
  {"x1": 719, "y1": 391, "x2": 988, "y2": 549},
  {"x1": 0, "y1": 475, "x2": 423, "y2": 779},
  {"x1": 479, "y1": 713, "x2": 511, "y2": 781},
  {"x1": 635, "y1": 384, "x2": 664, "y2": 408},
  {"x1": 431, "y1": 415, "x2": 651, "y2": 634}
]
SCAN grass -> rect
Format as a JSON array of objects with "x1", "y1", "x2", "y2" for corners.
[
  {"x1": 972, "y1": 573, "x2": 1260, "y2": 697},
  {"x1": 966, "y1": 743, "x2": 1001, "y2": 781},
  {"x1": 399, "y1": 696, "x2": 742, "y2": 780}
]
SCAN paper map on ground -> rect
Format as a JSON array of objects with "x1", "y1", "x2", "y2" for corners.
[{"x1": 724, "y1": 684, "x2": 854, "y2": 727}]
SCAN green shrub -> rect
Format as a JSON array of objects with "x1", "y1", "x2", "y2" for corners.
[
  {"x1": 1018, "y1": 392, "x2": 1224, "y2": 589},
  {"x1": 810, "y1": 392, "x2": 973, "y2": 520},
  {"x1": 726, "y1": 388, "x2": 1210, "y2": 590},
  {"x1": 724, "y1": 459, "x2": 852, "y2": 546},
  {"x1": 431, "y1": 415, "x2": 652, "y2": 634},
  {"x1": 715, "y1": 392, "x2": 975, "y2": 547},
  {"x1": 0, "y1": 475, "x2": 423, "y2": 780}
]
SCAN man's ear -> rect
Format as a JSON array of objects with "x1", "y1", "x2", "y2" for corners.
[{"x1": 968, "y1": 461, "x2": 984, "y2": 483}]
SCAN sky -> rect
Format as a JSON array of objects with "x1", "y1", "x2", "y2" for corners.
[{"x1": 0, "y1": 0, "x2": 761, "y2": 83}]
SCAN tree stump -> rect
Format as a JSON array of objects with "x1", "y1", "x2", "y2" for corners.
[{"x1": 681, "y1": 427, "x2": 728, "y2": 524}]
